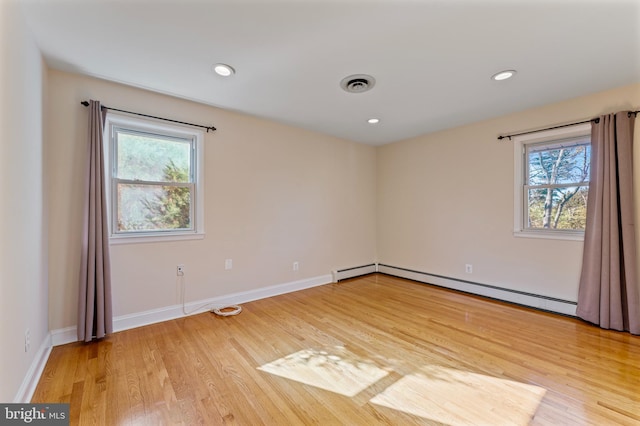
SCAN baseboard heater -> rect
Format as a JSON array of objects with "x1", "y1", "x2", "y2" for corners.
[
  {"x1": 332, "y1": 263, "x2": 377, "y2": 282},
  {"x1": 377, "y1": 263, "x2": 577, "y2": 317}
]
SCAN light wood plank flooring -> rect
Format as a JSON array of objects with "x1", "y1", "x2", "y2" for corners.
[{"x1": 33, "y1": 274, "x2": 640, "y2": 425}]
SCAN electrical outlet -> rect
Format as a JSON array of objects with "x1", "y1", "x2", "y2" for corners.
[
  {"x1": 225, "y1": 259, "x2": 233, "y2": 270},
  {"x1": 465, "y1": 264, "x2": 473, "y2": 274},
  {"x1": 177, "y1": 264, "x2": 185, "y2": 276},
  {"x1": 293, "y1": 261, "x2": 299, "y2": 271},
  {"x1": 24, "y1": 328, "x2": 30, "y2": 353}
]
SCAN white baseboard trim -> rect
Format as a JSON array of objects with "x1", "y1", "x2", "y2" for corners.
[
  {"x1": 51, "y1": 326, "x2": 76, "y2": 347},
  {"x1": 14, "y1": 333, "x2": 52, "y2": 403},
  {"x1": 50, "y1": 273, "x2": 333, "y2": 347},
  {"x1": 378, "y1": 264, "x2": 577, "y2": 316}
]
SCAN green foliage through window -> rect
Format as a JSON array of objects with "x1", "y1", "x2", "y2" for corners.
[{"x1": 141, "y1": 161, "x2": 191, "y2": 230}]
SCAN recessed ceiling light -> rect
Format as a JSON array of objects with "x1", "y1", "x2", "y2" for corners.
[
  {"x1": 491, "y1": 70, "x2": 516, "y2": 81},
  {"x1": 213, "y1": 63, "x2": 235, "y2": 77},
  {"x1": 367, "y1": 118, "x2": 380, "y2": 124}
]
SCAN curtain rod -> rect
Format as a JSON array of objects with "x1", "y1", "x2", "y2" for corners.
[
  {"x1": 497, "y1": 110, "x2": 639, "y2": 141},
  {"x1": 80, "y1": 101, "x2": 216, "y2": 133}
]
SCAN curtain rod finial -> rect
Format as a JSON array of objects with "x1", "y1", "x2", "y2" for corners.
[{"x1": 81, "y1": 101, "x2": 89, "y2": 107}]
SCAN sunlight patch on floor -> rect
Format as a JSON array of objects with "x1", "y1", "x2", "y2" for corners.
[
  {"x1": 257, "y1": 347, "x2": 388, "y2": 397},
  {"x1": 369, "y1": 365, "x2": 546, "y2": 425}
]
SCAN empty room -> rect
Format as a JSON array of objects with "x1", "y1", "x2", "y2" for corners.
[{"x1": 1, "y1": 0, "x2": 639, "y2": 424}]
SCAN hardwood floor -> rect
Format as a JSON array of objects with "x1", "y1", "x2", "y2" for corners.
[{"x1": 33, "y1": 274, "x2": 640, "y2": 425}]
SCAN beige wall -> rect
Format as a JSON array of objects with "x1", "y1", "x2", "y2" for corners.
[
  {"x1": 0, "y1": 0, "x2": 48, "y2": 402},
  {"x1": 378, "y1": 83, "x2": 640, "y2": 302},
  {"x1": 47, "y1": 70, "x2": 377, "y2": 330}
]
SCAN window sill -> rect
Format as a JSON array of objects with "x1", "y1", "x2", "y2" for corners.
[
  {"x1": 109, "y1": 232, "x2": 205, "y2": 245},
  {"x1": 513, "y1": 230, "x2": 584, "y2": 241}
]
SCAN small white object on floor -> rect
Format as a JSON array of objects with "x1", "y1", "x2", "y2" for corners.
[{"x1": 212, "y1": 305, "x2": 243, "y2": 316}]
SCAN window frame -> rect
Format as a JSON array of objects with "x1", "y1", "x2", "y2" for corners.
[
  {"x1": 104, "y1": 112, "x2": 205, "y2": 244},
  {"x1": 513, "y1": 123, "x2": 590, "y2": 241}
]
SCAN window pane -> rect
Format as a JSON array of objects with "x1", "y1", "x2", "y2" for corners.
[
  {"x1": 116, "y1": 130, "x2": 191, "y2": 182},
  {"x1": 527, "y1": 144, "x2": 590, "y2": 186},
  {"x1": 527, "y1": 186, "x2": 588, "y2": 230},
  {"x1": 117, "y1": 183, "x2": 192, "y2": 232}
]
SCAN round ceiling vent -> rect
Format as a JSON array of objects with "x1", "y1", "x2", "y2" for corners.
[{"x1": 340, "y1": 74, "x2": 376, "y2": 93}]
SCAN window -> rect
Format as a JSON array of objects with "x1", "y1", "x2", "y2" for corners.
[
  {"x1": 104, "y1": 113, "x2": 204, "y2": 243},
  {"x1": 513, "y1": 123, "x2": 590, "y2": 240}
]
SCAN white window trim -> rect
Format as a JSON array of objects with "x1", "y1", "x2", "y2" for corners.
[
  {"x1": 513, "y1": 122, "x2": 590, "y2": 241},
  {"x1": 103, "y1": 112, "x2": 205, "y2": 244}
]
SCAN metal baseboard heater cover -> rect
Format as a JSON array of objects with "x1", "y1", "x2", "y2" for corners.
[
  {"x1": 332, "y1": 264, "x2": 377, "y2": 282},
  {"x1": 377, "y1": 263, "x2": 577, "y2": 317}
]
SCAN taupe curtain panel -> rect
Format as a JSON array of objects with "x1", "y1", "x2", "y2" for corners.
[
  {"x1": 577, "y1": 111, "x2": 638, "y2": 335},
  {"x1": 78, "y1": 100, "x2": 113, "y2": 342}
]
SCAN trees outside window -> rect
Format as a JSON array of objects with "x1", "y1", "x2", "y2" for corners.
[
  {"x1": 524, "y1": 136, "x2": 590, "y2": 232},
  {"x1": 513, "y1": 123, "x2": 591, "y2": 240},
  {"x1": 115, "y1": 129, "x2": 193, "y2": 232},
  {"x1": 104, "y1": 113, "x2": 204, "y2": 242},
  {"x1": 141, "y1": 160, "x2": 191, "y2": 230}
]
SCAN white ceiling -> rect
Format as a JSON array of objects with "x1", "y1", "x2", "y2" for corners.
[{"x1": 20, "y1": 0, "x2": 640, "y2": 145}]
